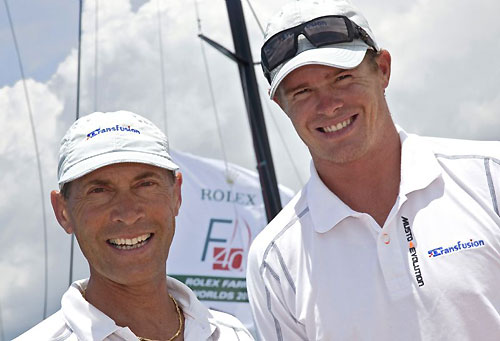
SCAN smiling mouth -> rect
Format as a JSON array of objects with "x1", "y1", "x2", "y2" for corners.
[
  {"x1": 319, "y1": 115, "x2": 357, "y2": 133},
  {"x1": 107, "y1": 233, "x2": 152, "y2": 250}
]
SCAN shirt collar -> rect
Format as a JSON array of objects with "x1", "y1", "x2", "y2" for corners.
[
  {"x1": 306, "y1": 126, "x2": 442, "y2": 234},
  {"x1": 61, "y1": 279, "x2": 125, "y2": 341},
  {"x1": 397, "y1": 127, "x2": 442, "y2": 197},
  {"x1": 306, "y1": 162, "x2": 362, "y2": 233},
  {"x1": 61, "y1": 277, "x2": 219, "y2": 341},
  {"x1": 167, "y1": 277, "x2": 215, "y2": 340}
]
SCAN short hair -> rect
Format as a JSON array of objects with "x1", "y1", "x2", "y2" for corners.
[
  {"x1": 365, "y1": 48, "x2": 380, "y2": 72},
  {"x1": 61, "y1": 182, "x2": 72, "y2": 199}
]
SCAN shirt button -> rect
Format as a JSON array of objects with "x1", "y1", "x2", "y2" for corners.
[{"x1": 382, "y1": 233, "x2": 390, "y2": 244}]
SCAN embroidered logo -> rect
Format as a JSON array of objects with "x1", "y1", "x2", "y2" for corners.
[
  {"x1": 402, "y1": 216, "x2": 424, "y2": 287},
  {"x1": 427, "y1": 239, "x2": 485, "y2": 258},
  {"x1": 86, "y1": 125, "x2": 140, "y2": 140}
]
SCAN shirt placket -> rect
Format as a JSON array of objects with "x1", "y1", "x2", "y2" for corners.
[{"x1": 376, "y1": 195, "x2": 413, "y2": 300}]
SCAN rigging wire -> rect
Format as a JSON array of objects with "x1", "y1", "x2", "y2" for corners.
[
  {"x1": 198, "y1": 1, "x2": 249, "y2": 248},
  {"x1": 76, "y1": 0, "x2": 83, "y2": 122},
  {"x1": 194, "y1": 0, "x2": 231, "y2": 183},
  {"x1": 3, "y1": 0, "x2": 50, "y2": 319},
  {"x1": 244, "y1": 0, "x2": 265, "y2": 36},
  {"x1": 156, "y1": 0, "x2": 168, "y2": 135},
  {"x1": 194, "y1": 3, "x2": 252, "y2": 257},
  {"x1": 94, "y1": 0, "x2": 99, "y2": 112},
  {"x1": 0, "y1": 299, "x2": 4, "y2": 341},
  {"x1": 70, "y1": 0, "x2": 84, "y2": 287},
  {"x1": 243, "y1": 0, "x2": 304, "y2": 187},
  {"x1": 260, "y1": 88, "x2": 304, "y2": 187}
]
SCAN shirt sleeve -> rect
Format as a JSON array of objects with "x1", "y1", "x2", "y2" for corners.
[
  {"x1": 246, "y1": 241, "x2": 306, "y2": 341},
  {"x1": 487, "y1": 157, "x2": 500, "y2": 216}
]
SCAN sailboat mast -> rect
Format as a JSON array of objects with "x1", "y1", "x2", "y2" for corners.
[{"x1": 225, "y1": 0, "x2": 282, "y2": 222}]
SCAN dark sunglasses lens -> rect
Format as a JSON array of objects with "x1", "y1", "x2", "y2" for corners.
[
  {"x1": 263, "y1": 31, "x2": 296, "y2": 71},
  {"x1": 304, "y1": 17, "x2": 350, "y2": 45}
]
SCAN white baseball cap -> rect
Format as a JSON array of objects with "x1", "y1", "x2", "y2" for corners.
[
  {"x1": 263, "y1": 0, "x2": 379, "y2": 98},
  {"x1": 57, "y1": 111, "x2": 179, "y2": 189}
]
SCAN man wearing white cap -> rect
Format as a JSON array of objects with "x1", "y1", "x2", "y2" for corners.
[
  {"x1": 16, "y1": 111, "x2": 254, "y2": 340},
  {"x1": 246, "y1": 0, "x2": 500, "y2": 340}
]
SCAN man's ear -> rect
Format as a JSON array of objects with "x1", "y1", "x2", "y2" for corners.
[
  {"x1": 376, "y1": 49, "x2": 392, "y2": 89},
  {"x1": 173, "y1": 172, "x2": 183, "y2": 216},
  {"x1": 273, "y1": 89, "x2": 289, "y2": 113},
  {"x1": 273, "y1": 94, "x2": 282, "y2": 107},
  {"x1": 50, "y1": 190, "x2": 74, "y2": 234}
]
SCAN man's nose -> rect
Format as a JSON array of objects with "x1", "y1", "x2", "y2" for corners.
[
  {"x1": 315, "y1": 90, "x2": 343, "y2": 116},
  {"x1": 110, "y1": 192, "x2": 145, "y2": 225}
]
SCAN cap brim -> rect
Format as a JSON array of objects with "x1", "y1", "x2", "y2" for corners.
[
  {"x1": 269, "y1": 42, "x2": 369, "y2": 99},
  {"x1": 58, "y1": 151, "x2": 180, "y2": 188}
]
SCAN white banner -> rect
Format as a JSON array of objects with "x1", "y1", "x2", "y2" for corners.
[{"x1": 168, "y1": 150, "x2": 294, "y2": 333}]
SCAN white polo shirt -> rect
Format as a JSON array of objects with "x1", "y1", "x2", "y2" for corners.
[
  {"x1": 15, "y1": 277, "x2": 254, "y2": 340},
  {"x1": 247, "y1": 129, "x2": 500, "y2": 341}
]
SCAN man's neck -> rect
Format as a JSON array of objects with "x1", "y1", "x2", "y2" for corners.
[
  {"x1": 85, "y1": 273, "x2": 183, "y2": 340},
  {"x1": 314, "y1": 125, "x2": 401, "y2": 227}
]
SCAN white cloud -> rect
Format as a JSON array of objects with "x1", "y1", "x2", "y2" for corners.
[
  {"x1": 0, "y1": 79, "x2": 62, "y2": 157},
  {"x1": 373, "y1": 0, "x2": 500, "y2": 138},
  {"x1": 0, "y1": 78, "x2": 69, "y2": 337},
  {"x1": 454, "y1": 94, "x2": 500, "y2": 139}
]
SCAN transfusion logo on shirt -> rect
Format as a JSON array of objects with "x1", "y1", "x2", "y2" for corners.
[
  {"x1": 427, "y1": 239, "x2": 485, "y2": 258},
  {"x1": 402, "y1": 216, "x2": 424, "y2": 287},
  {"x1": 86, "y1": 125, "x2": 141, "y2": 140}
]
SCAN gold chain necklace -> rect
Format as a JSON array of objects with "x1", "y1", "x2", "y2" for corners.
[
  {"x1": 137, "y1": 294, "x2": 183, "y2": 341},
  {"x1": 81, "y1": 290, "x2": 183, "y2": 341}
]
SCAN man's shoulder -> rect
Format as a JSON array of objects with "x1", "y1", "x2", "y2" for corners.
[
  {"x1": 251, "y1": 189, "x2": 307, "y2": 247},
  {"x1": 207, "y1": 309, "x2": 254, "y2": 339},
  {"x1": 14, "y1": 310, "x2": 72, "y2": 340},
  {"x1": 419, "y1": 135, "x2": 500, "y2": 159},
  {"x1": 248, "y1": 188, "x2": 308, "y2": 266}
]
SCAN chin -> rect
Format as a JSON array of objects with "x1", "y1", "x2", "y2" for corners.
[{"x1": 316, "y1": 145, "x2": 369, "y2": 165}]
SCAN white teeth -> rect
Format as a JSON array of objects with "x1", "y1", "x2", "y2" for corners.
[
  {"x1": 322, "y1": 117, "x2": 353, "y2": 133},
  {"x1": 114, "y1": 243, "x2": 145, "y2": 250},
  {"x1": 109, "y1": 233, "x2": 151, "y2": 249}
]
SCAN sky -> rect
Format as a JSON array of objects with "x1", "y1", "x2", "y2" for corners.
[{"x1": 1, "y1": 0, "x2": 500, "y2": 338}]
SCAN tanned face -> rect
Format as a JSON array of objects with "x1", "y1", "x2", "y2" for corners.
[
  {"x1": 275, "y1": 50, "x2": 393, "y2": 167},
  {"x1": 51, "y1": 162, "x2": 182, "y2": 286}
]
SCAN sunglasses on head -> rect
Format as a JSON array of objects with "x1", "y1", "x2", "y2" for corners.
[{"x1": 261, "y1": 15, "x2": 377, "y2": 83}]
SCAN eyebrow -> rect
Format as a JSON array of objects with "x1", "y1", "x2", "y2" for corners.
[
  {"x1": 285, "y1": 67, "x2": 357, "y2": 95},
  {"x1": 83, "y1": 179, "x2": 111, "y2": 187},
  {"x1": 284, "y1": 68, "x2": 349, "y2": 96},
  {"x1": 133, "y1": 171, "x2": 164, "y2": 182},
  {"x1": 82, "y1": 170, "x2": 165, "y2": 188},
  {"x1": 284, "y1": 82, "x2": 311, "y2": 96}
]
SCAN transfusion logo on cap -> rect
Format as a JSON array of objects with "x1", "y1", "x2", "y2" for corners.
[{"x1": 86, "y1": 125, "x2": 141, "y2": 140}]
